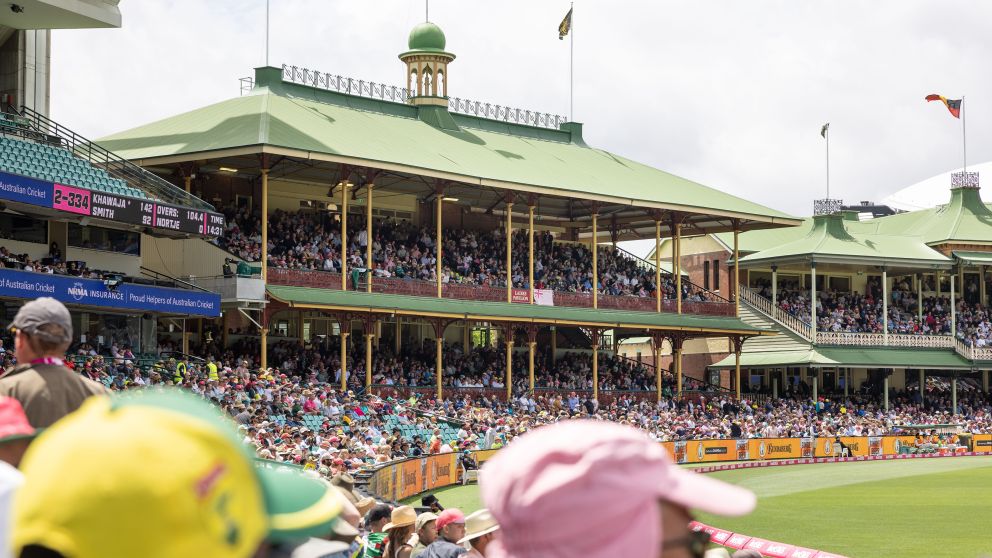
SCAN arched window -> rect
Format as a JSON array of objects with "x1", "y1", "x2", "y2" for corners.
[{"x1": 436, "y1": 68, "x2": 446, "y2": 97}]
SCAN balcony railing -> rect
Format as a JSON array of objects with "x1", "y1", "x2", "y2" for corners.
[
  {"x1": 278, "y1": 64, "x2": 567, "y2": 130},
  {"x1": 815, "y1": 332, "x2": 955, "y2": 349},
  {"x1": 955, "y1": 337, "x2": 992, "y2": 361},
  {"x1": 267, "y1": 268, "x2": 735, "y2": 317}
]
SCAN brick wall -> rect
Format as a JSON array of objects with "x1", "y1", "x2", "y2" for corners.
[{"x1": 680, "y1": 249, "x2": 732, "y2": 300}]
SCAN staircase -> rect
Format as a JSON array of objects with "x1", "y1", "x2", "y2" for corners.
[
  {"x1": 739, "y1": 286, "x2": 812, "y2": 341},
  {"x1": 737, "y1": 302, "x2": 813, "y2": 354}
]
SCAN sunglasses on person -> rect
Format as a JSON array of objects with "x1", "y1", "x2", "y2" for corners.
[{"x1": 660, "y1": 529, "x2": 711, "y2": 558}]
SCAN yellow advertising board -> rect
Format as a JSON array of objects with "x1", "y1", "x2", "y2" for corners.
[
  {"x1": 396, "y1": 458, "x2": 423, "y2": 501},
  {"x1": 426, "y1": 453, "x2": 457, "y2": 488},
  {"x1": 749, "y1": 438, "x2": 803, "y2": 460},
  {"x1": 882, "y1": 436, "x2": 916, "y2": 455},
  {"x1": 972, "y1": 434, "x2": 992, "y2": 453},
  {"x1": 684, "y1": 440, "x2": 739, "y2": 463}
]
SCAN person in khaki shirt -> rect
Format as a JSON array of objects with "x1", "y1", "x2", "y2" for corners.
[{"x1": 0, "y1": 297, "x2": 107, "y2": 428}]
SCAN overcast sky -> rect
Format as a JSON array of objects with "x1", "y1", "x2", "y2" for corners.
[{"x1": 51, "y1": 0, "x2": 991, "y2": 219}]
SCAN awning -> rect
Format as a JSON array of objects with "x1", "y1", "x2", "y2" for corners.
[
  {"x1": 267, "y1": 285, "x2": 772, "y2": 336},
  {"x1": 710, "y1": 346, "x2": 973, "y2": 370},
  {"x1": 709, "y1": 350, "x2": 831, "y2": 369},
  {"x1": 952, "y1": 251, "x2": 992, "y2": 265}
]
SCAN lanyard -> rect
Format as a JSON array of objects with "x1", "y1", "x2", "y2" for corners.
[{"x1": 30, "y1": 357, "x2": 65, "y2": 366}]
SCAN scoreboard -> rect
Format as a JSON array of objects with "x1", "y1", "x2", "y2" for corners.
[{"x1": 3, "y1": 172, "x2": 226, "y2": 237}]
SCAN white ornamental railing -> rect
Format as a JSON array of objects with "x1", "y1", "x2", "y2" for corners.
[
  {"x1": 739, "y1": 286, "x2": 812, "y2": 341},
  {"x1": 815, "y1": 332, "x2": 954, "y2": 349},
  {"x1": 955, "y1": 337, "x2": 992, "y2": 361}
]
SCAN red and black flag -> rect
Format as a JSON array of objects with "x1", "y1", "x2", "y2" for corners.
[{"x1": 926, "y1": 94, "x2": 962, "y2": 118}]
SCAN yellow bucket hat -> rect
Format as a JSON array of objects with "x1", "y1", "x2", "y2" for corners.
[{"x1": 13, "y1": 390, "x2": 344, "y2": 558}]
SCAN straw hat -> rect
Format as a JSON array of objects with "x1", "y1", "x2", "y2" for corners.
[
  {"x1": 457, "y1": 509, "x2": 500, "y2": 545},
  {"x1": 383, "y1": 505, "x2": 417, "y2": 531}
]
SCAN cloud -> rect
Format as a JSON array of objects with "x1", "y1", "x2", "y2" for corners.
[{"x1": 51, "y1": 0, "x2": 992, "y2": 217}]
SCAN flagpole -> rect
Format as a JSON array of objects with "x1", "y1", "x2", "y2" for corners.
[
  {"x1": 826, "y1": 126, "x2": 830, "y2": 199},
  {"x1": 962, "y1": 95, "x2": 967, "y2": 172},
  {"x1": 570, "y1": 1, "x2": 574, "y2": 121},
  {"x1": 265, "y1": 0, "x2": 270, "y2": 66}
]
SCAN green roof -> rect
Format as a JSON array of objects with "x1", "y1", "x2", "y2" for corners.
[
  {"x1": 869, "y1": 187, "x2": 992, "y2": 245},
  {"x1": 953, "y1": 251, "x2": 992, "y2": 265},
  {"x1": 737, "y1": 213, "x2": 951, "y2": 267},
  {"x1": 709, "y1": 349, "x2": 830, "y2": 369},
  {"x1": 96, "y1": 67, "x2": 798, "y2": 228},
  {"x1": 720, "y1": 186, "x2": 992, "y2": 262},
  {"x1": 710, "y1": 346, "x2": 972, "y2": 370},
  {"x1": 266, "y1": 285, "x2": 769, "y2": 335}
]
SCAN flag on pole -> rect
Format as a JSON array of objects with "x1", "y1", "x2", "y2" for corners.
[
  {"x1": 559, "y1": 8, "x2": 573, "y2": 40},
  {"x1": 926, "y1": 94, "x2": 962, "y2": 118},
  {"x1": 820, "y1": 122, "x2": 829, "y2": 138}
]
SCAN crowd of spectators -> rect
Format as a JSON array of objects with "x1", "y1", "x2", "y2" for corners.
[
  {"x1": 216, "y1": 207, "x2": 712, "y2": 301},
  {"x1": 754, "y1": 278, "x2": 992, "y2": 346},
  {"x1": 0, "y1": 243, "x2": 115, "y2": 279}
]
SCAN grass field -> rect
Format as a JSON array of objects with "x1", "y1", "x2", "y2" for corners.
[{"x1": 403, "y1": 456, "x2": 992, "y2": 558}]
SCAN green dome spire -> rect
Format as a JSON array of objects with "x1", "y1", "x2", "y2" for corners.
[{"x1": 408, "y1": 22, "x2": 446, "y2": 52}]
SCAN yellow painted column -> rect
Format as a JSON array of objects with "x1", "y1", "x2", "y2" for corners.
[
  {"x1": 340, "y1": 182, "x2": 350, "y2": 290},
  {"x1": 528, "y1": 340, "x2": 536, "y2": 393},
  {"x1": 506, "y1": 201, "x2": 514, "y2": 303},
  {"x1": 260, "y1": 327, "x2": 267, "y2": 370},
  {"x1": 184, "y1": 175, "x2": 191, "y2": 193},
  {"x1": 675, "y1": 222, "x2": 683, "y2": 314},
  {"x1": 734, "y1": 226, "x2": 740, "y2": 317},
  {"x1": 365, "y1": 332, "x2": 373, "y2": 389},
  {"x1": 436, "y1": 196, "x2": 443, "y2": 298},
  {"x1": 506, "y1": 338, "x2": 515, "y2": 396},
  {"x1": 675, "y1": 346, "x2": 682, "y2": 394},
  {"x1": 735, "y1": 348, "x2": 742, "y2": 400},
  {"x1": 592, "y1": 213, "x2": 599, "y2": 309},
  {"x1": 592, "y1": 345, "x2": 599, "y2": 400},
  {"x1": 655, "y1": 220, "x2": 662, "y2": 313},
  {"x1": 340, "y1": 329, "x2": 349, "y2": 392},
  {"x1": 366, "y1": 183, "x2": 373, "y2": 293},
  {"x1": 528, "y1": 205, "x2": 535, "y2": 304},
  {"x1": 436, "y1": 335, "x2": 443, "y2": 400}
]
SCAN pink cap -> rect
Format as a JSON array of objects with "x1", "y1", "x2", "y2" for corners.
[
  {"x1": 481, "y1": 421, "x2": 755, "y2": 558},
  {"x1": 435, "y1": 508, "x2": 465, "y2": 531},
  {"x1": 0, "y1": 397, "x2": 35, "y2": 441}
]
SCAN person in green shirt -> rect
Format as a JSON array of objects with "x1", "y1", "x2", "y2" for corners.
[{"x1": 359, "y1": 504, "x2": 393, "y2": 558}]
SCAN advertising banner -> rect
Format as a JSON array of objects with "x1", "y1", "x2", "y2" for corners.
[
  {"x1": 972, "y1": 434, "x2": 992, "y2": 453},
  {"x1": 687, "y1": 440, "x2": 737, "y2": 463},
  {"x1": 813, "y1": 437, "x2": 868, "y2": 458},
  {"x1": 396, "y1": 459, "x2": 423, "y2": 501},
  {"x1": 735, "y1": 439, "x2": 750, "y2": 461},
  {"x1": 750, "y1": 438, "x2": 803, "y2": 460},
  {"x1": 511, "y1": 288, "x2": 554, "y2": 306},
  {"x1": 426, "y1": 453, "x2": 456, "y2": 488},
  {"x1": 881, "y1": 436, "x2": 916, "y2": 455},
  {"x1": 0, "y1": 172, "x2": 52, "y2": 207},
  {"x1": 0, "y1": 268, "x2": 220, "y2": 317}
]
